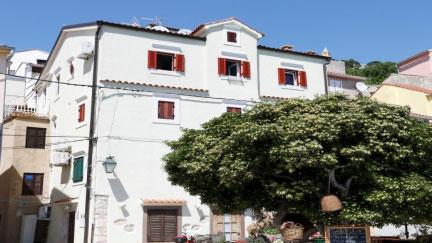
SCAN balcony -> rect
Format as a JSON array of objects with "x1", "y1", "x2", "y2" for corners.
[{"x1": 3, "y1": 104, "x2": 48, "y2": 120}]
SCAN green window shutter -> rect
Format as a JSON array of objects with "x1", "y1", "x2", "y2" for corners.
[{"x1": 73, "y1": 157, "x2": 84, "y2": 182}]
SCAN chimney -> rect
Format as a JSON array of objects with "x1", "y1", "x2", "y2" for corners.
[
  {"x1": 280, "y1": 45, "x2": 295, "y2": 51},
  {"x1": 305, "y1": 51, "x2": 317, "y2": 55}
]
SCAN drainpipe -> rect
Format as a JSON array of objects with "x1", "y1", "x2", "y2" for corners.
[
  {"x1": 323, "y1": 59, "x2": 330, "y2": 95},
  {"x1": 84, "y1": 21, "x2": 102, "y2": 243}
]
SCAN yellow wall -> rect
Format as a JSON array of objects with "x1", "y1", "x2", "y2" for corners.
[{"x1": 371, "y1": 85, "x2": 432, "y2": 116}]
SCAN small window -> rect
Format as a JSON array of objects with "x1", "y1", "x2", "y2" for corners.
[
  {"x1": 55, "y1": 74, "x2": 60, "y2": 95},
  {"x1": 227, "y1": 107, "x2": 241, "y2": 113},
  {"x1": 285, "y1": 70, "x2": 298, "y2": 86},
  {"x1": 72, "y1": 157, "x2": 84, "y2": 183},
  {"x1": 25, "y1": 127, "x2": 46, "y2": 149},
  {"x1": 227, "y1": 31, "x2": 237, "y2": 43},
  {"x1": 156, "y1": 52, "x2": 174, "y2": 71},
  {"x1": 329, "y1": 80, "x2": 343, "y2": 92},
  {"x1": 226, "y1": 59, "x2": 241, "y2": 77},
  {"x1": 22, "y1": 173, "x2": 44, "y2": 195},
  {"x1": 78, "y1": 104, "x2": 85, "y2": 123},
  {"x1": 158, "y1": 101, "x2": 175, "y2": 120}
]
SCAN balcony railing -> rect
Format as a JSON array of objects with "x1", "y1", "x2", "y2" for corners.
[{"x1": 4, "y1": 104, "x2": 47, "y2": 120}]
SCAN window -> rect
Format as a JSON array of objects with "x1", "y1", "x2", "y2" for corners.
[
  {"x1": 278, "y1": 68, "x2": 307, "y2": 87},
  {"x1": 212, "y1": 213, "x2": 243, "y2": 242},
  {"x1": 148, "y1": 51, "x2": 185, "y2": 72},
  {"x1": 218, "y1": 58, "x2": 251, "y2": 78},
  {"x1": 329, "y1": 80, "x2": 343, "y2": 92},
  {"x1": 72, "y1": 157, "x2": 84, "y2": 183},
  {"x1": 227, "y1": 31, "x2": 237, "y2": 43},
  {"x1": 78, "y1": 104, "x2": 85, "y2": 123},
  {"x1": 158, "y1": 101, "x2": 175, "y2": 120},
  {"x1": 25, "y1": 127, "x2": 46, "y2": 149},
  {"x1": 227, "y1": 107, "x2": 242, "y2": 113},
  {"x1": 22, "y1": 173, "x2": 44, "y2": 195},
  {"x1": 147, "y1": 209, "x2": 178, "y2": 242}
]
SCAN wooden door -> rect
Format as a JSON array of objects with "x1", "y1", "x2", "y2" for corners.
[
  {"x1": 212, "y1": 213, "x2": 244, "y2": 242},
  {"x1": 68, "y1": 212, "x2": 75, "y2": 243}
]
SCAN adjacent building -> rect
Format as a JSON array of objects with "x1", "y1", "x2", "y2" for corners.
[
  {"x1": 372, "y1": 50, "x2": 432, "y2": 122},
  {"x1": 326, "y1": 60, "x2": 371, "y2": 97},
  {"x1": 35, "y1": 18, "x2": 330, "y2": 243}
]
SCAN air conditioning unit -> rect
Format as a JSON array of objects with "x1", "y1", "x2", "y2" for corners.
[
  {"x1": 52, "y1": 151, "x2": 72, "y2": 166},
  {"x1": 77, "y1": 41, "x2": 94, "y2": 59},
  {"x1": 38, "y1": 205, "x2": 51, "y2": 220}
]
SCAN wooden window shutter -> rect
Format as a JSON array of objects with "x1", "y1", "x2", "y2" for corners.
[
  {"x1": 73, "y1": 157, "x2": 84, "y2": 182},
  {"x1": 241, "y1": 61, "x2": 251, "y2": 78},
  {"x1": 148, "y1": 50, "x2": 157, "y2": 69},
  {"x1": 36, "y1": 128, "x2": 46, "y2": 149},
  {"x1": 26, "y1": 128, "x2": 37, "y2": 148},
  {"x1": 163, "y1": 209, "x2": 178, "y2": 241},
  {"x1": 299, "y1": 71, "x2": 307, "y2": 87},
  {"x1": 168, "y1": 102, "x2": 175, "y2": 119},
  {"x1": 148, "y1": 210, "x2": 164, "y2": 242},
  {"x1": 278, "y1": 68, "x2": 286, "y2": 85},
  {"x1": 175, "y1": 54, "x2": 185, "y2": 72},
  {"x1": 218, "y1": 58, "x2": 226, "y2": 75},
  {"x1": 78, "y1": 104, "x2": 85, "y2": 122}
]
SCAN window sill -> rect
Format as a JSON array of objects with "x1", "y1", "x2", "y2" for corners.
[
  {"x1": 150, "y1": 69, "x2": 183, "y2": 77},
  {"x1": 72, "y1": 181, "x2": 85, "y2": 186},
  {"x1": 153, "y1": 119, "x2": 180, "y2": 125},
  {"x1": 281, "y1": 85, "x2": 306, "y2": 91},
  {"x1": 224, "y1": 42, "x2": 241, "y2": 48},
  {"x1": 76, "y1": 122, "x2": 87, "y2": 129}
]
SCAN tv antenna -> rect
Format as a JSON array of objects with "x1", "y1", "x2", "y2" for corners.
[{"x1": 141, "y1": 17, "x2": 163, "y2": 26}]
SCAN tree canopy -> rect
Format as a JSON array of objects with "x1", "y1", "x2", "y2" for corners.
[
  {"x1": 344, "y1": 60, "x2": 398, "y2": 85},
  {"x1": 164, "y1": 95, "x2": 432, "y2": 226}
]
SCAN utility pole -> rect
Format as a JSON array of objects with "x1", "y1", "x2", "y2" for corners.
[{"x1": 83, "y1": 21, "x2": 102, "y2": 243}]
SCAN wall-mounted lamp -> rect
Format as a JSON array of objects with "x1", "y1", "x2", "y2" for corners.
[{"x1": 103, "y1": 156, "x2": 117, "y2": 173}]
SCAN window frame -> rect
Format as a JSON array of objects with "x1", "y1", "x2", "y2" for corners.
[
  {"x1": 25, "y1": 127, "x2": 46, "y2": 149},
  {"x1": 224, "y1": 29, "x2": 241, "y2": 46},
  {"x1": 225, "y1": 59, "x2": 241, "y2": 77},
  {"x1": 157, "y1": 101, "x2": 175, "y2": 120},
  {"x1": 154, "y1": 97, "x2": 180, "y2": 125},
  {"x1": 329, "y1": 79, "x2": 343, "y2": 92},
  {"x1": 227, "y1": 31, "x2": 237, "y2": 43},
  {"x1": 22, "y1": 173, "x2": 44, "y2": 196},
  {"x1": 284, "y1": 69, "x2": 299, "y2": 86}
]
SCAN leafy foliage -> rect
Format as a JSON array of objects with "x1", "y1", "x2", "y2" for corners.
[
  {"x1": 163, "y1": 95, "x2": 432, "y2": 226},
  {"x1": 344, "y1": 60, "x2": 398, "y2": 85}
]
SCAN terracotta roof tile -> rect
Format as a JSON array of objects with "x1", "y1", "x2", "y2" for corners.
[
  {"x1": 327, "y1": 72, "x2": 366, "y2": 81},
  {"x1": 101, "y1": 79, "x2": 208, "y2": 92},
  {"x1": 260, "y1": 95, "x2": 290, "y2": 100},
  {"x1": 383, "y1": 83, "x2": 432, "y2": 94},
  {"x1": 142, "y1": 199, "x2": 186, "y2": 206}
]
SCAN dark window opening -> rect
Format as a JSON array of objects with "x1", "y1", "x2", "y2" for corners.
[
  {"x1": 22, "y1": 173, "x2": 44, "y2": 195},
  {"x1": 227, "y1": 31, "x2": 237, "y2": 43},
  {"x1": 25, "y1": 127, "x2": 46, "y2": 149},
  {"x1": 226, "y1": 59, "x2": 240, "y2": 77},
  {"x1": 36, "y1": 59, "x2": 47, "y2": 65},
  {"x1": 156, "y1": 53, "x2": 174, "y2": 71},
  {"x1": 285, "y1": 71, "x2": 297, "y2": 85}
]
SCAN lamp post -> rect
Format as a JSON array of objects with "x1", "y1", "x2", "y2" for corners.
[{"x1": 102, "y1": 156, "x2": 117, "y2": 173}]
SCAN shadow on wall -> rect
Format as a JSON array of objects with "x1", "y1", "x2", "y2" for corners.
[
  {"x1": 107, "y1": 174, "x2": 129, "y2": 203},
  {"x1": 0, "y1": 166, "x2": 46, "y2": 243}
]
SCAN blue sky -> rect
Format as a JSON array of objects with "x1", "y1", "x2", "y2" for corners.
[{"x1": 2, "y1": 0, "x2": 431, "y2": 63}]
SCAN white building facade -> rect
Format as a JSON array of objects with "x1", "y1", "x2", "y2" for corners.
[{"x1": 36, "y1": 18, "x2": 330, "y2": 243}]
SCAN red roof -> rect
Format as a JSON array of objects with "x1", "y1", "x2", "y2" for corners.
[
  {"x1": 327, "y1": 72, "x2": 366, "y2": 81},
  {"x1": 383, "y1": 83, "x2": 432, "y2": 94}
]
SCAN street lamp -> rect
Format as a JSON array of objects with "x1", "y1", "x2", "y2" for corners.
[{"x1": 102, "y1": 156, "x2": 117, "y2": 173}]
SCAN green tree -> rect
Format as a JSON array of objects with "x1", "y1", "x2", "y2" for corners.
[
  {"x1": 164, "y1": 95, "x2": 432, "y2": 226},
  {"x1": 344, "y1": 59, "x2": 398, "y2": 85}
]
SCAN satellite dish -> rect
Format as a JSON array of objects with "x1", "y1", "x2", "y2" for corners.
[
  {"x1": 355, "y1": 82, "x2": 369, "y2": 92},
  {"x1": 151, "y1": 25, "x2": 170, "y2": 32}
]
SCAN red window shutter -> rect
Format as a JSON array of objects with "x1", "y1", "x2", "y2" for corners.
[
  {"x1": 299, "y1": 71, "x2": 307, "y2": 87},
  {"x1": 168, "y1": 102, "x2": 175, "y2": 119},
  {"x1": 278, "y1": 68, "x2": 286, "y2": 85},
  {"x1": 78, "y1": 104, "x2": 85, "y2": 122},
  {"x1": 227, "y1": 107, "x2": 241, "y2": 113},
  {"x1": 175, "y1": 54, "x2": 185, "y2": 72},
  {"x1": 158, "y1": 101, "x2": 165, "y2": 119},
  {"x1": 218, "y1": 58, "x2": 226, "y2": 75},
  {"x1": 241, "y1": 61, "x2": 251, "y2": 78},
  {"x1": 148, "y1": 50, "x2": 157, "y2": 69}
]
